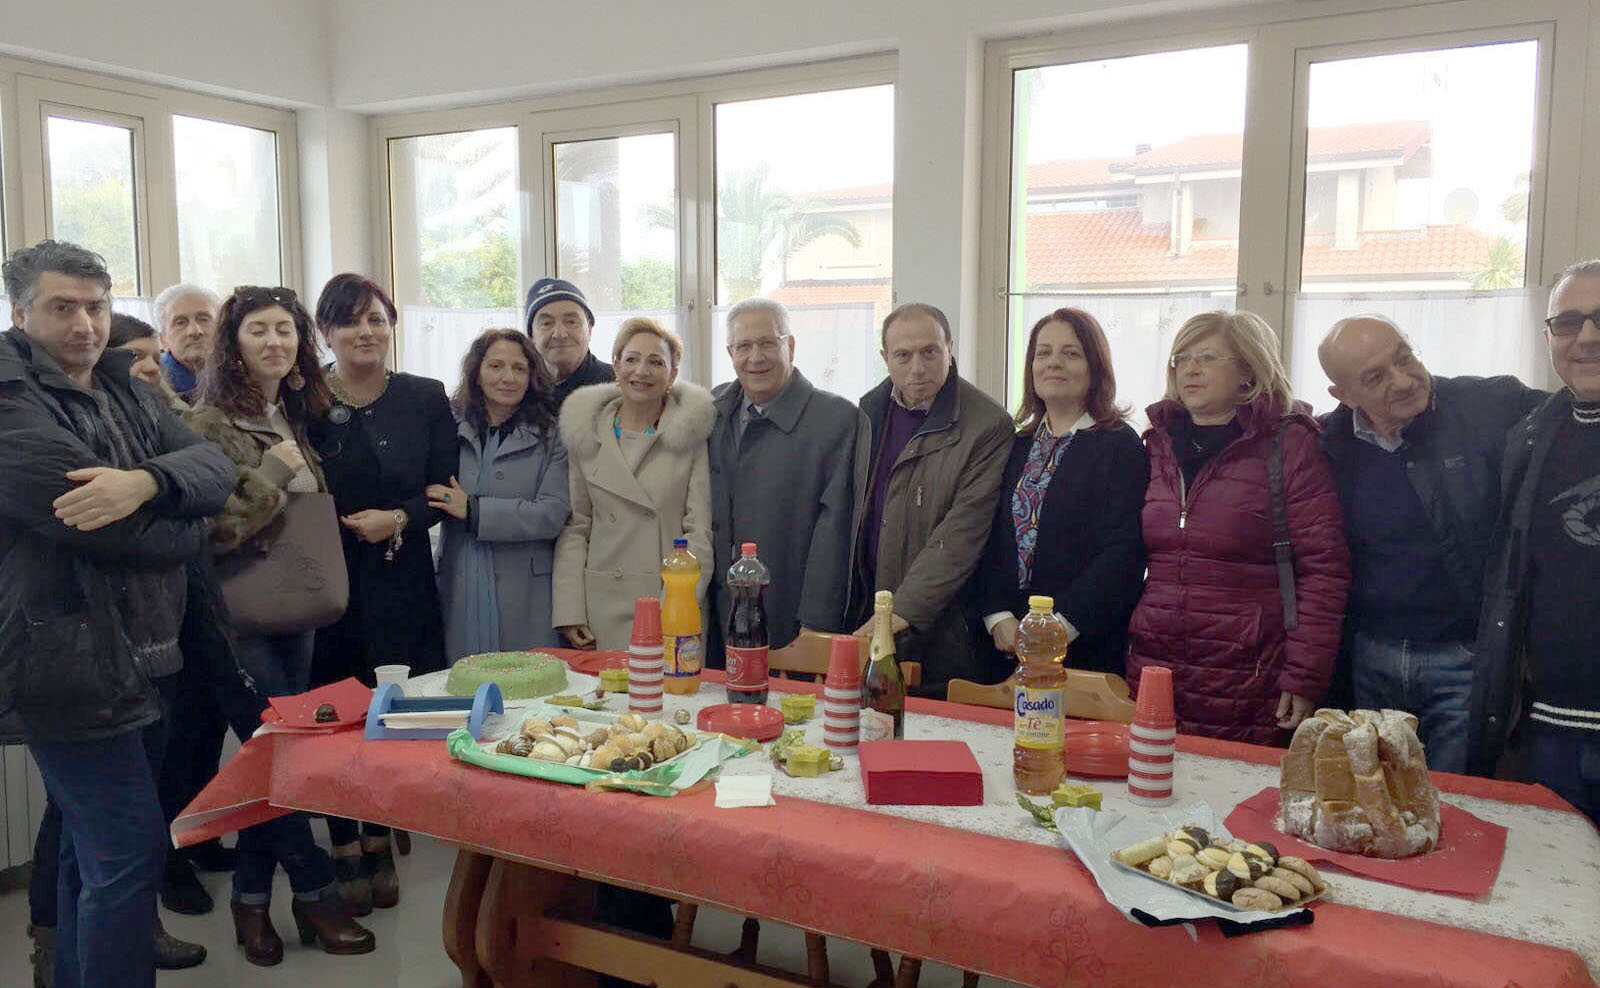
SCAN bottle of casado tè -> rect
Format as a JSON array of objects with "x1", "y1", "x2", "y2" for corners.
[{"x1": 860, "y1": 590, "x2": 906, "y2": 740}]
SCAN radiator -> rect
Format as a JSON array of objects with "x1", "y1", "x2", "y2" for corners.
[{"x1": 1, "y1": 745, "x2": 47, "y2": 869}]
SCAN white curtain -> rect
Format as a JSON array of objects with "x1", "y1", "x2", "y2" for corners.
[
  {"x1": 1288, "y1": 288, "x2": 1551, "y2": 415},
  {"x1": 398, "y1": 305, "x2": 518, "y2": 385}
]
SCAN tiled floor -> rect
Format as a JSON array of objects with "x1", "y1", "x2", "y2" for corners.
[{"x1": 1, "y1": 833, "x2": 1011, "y2": 987}]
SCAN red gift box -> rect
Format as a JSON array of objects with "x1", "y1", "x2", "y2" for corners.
[{"x1": 858, "y1": 740, "x2": 983, "y2": 806}]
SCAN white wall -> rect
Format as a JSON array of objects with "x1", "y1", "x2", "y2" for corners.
[{"x1": 0, "y1": 0, "x2": 331, "y2": 107}]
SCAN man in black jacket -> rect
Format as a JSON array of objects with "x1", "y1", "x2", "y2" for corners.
[
  {"x1": 524, "y1": 277, "x2": 614, "y2": 407},
  {"x1": 1472, "y1": 260, "x2": 1600, "y2": 823},
  {"x1": 1318, "y1": 315, "x2": 1544, "y2": 772},
  {"x1": 0, "y1": 241, "x2": 232, "y2": 988}
]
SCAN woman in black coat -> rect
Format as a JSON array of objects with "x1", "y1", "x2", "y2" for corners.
[
  {"x1": 977, "y1": 307, "x2": 1149, "y2": 677},
  {"x1": 307, "y1": 274, "x2": 456, "y2": 915}
]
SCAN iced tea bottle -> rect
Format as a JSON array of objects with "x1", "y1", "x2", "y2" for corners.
[
  {"x1": 1013, "y1": 595, "x2": 1068, "y2": 794},
  {"x1": 661, "y1": 538, "x2": 703, "y2": 695}
]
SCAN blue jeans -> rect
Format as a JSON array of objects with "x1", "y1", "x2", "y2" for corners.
[
  {"x1": 1527, "y1": 723, "x2": 1600, "y2": 827},
  {"x1": 230, "y1": 631, "x2": 335, "y2": 904},
  {"x1": 1351, "y1": 632, "x2": 1473, "y2": 773},
  {"x1": 28, "y1": 729, "x2": 165, "y2": 988}
]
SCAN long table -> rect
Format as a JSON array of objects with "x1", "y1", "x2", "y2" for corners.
[{"x1": 176, "y1": 659, "x2": 1600, "y2": 988}]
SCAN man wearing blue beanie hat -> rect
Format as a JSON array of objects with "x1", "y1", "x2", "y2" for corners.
[{"x1": 524, "y1": 276, "x2": 614, "y2": 406}]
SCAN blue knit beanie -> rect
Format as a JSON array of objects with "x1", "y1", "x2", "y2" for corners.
[{"x1": 524, "y1": 277, "x2": 594, "y2": 330}]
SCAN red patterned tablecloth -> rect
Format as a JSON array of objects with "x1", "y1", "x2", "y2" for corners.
[{"x1": 176, "y1": 661, "x2": 1596, "y2": 988}]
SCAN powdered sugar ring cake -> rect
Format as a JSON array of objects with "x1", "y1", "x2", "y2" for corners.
[{"x1": 446, "y1": 651, "x2": 568, "y2": 700}]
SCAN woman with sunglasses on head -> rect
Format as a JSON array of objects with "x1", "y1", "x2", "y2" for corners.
[
  {"x1": 429, "y1": 329, "x2": 569, "y2": 659},
  {"x1": 185, "y1": 286, "x2": 375, "y2": 964},
  {"x1": 307, "y1": 273, "x2": 456, "y2": 914},
  {"x1": 1126, "y1": 310, "x2": 1349, "y2": 744},
  {"x1": 976, "y1": 308, "x2": 1149, "y2": 680}
]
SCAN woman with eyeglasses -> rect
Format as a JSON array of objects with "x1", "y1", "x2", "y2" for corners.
[
  {"x1": 975, "y1": 308, "x2": 1149, "y2": 678},
  {"x1": 1126, "y1": 310, "x2": 1349, "y2": 743},
  {"x1": 307, "y1": 273, "x2": 456, "y2": 914},
  {"x1": 429, "y1": 329, "x2": 570, "y2": 660},
  {"x1": 185, "y1": 286, "x2": 376, "y2": 963}
]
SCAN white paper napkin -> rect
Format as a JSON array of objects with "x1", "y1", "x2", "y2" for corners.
[{"x1": 715, "y1": 774, "x2": 776, "y2": 808}]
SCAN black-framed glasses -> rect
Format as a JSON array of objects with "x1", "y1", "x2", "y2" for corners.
[{"x1": 1545, "y1": 309, "x2": 1600, "y2": 338}]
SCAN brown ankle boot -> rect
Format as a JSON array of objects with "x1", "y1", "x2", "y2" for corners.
[
  {"x1": 332, "y1": 843, "x2": 372, "y2": 916},
  {"x1": 362, "y1": 834, "x2": 400, "y2": 909},
  {"x1": 291, "y1": 895, "x2": 376, "y2": 955},
  {"x1": 231, "y1": 901, "x2": 283, "y2": 966}
]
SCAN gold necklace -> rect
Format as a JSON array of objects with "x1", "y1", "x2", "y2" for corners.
[{"x1": 328, "y1": 367, "x2": 391, "y2": 408}]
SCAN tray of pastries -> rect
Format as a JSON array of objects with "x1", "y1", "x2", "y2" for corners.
[{"x1": 1111, "y1": 826, "x2": 1328, "y2": 912}]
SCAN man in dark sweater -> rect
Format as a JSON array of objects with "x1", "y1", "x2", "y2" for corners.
[
  {"x1": 1473, "y1": 260, "x2": 1600, "y2": 823},
  {"x1": 524, "y1": 277, "x2": 614, "y2": 407},
  {"x1": 1318, "y1": 315, "x2": 1544, "y2": 771},
  {"x1": 851, "y1": 303, "x2": 1012, "y2": 690}
]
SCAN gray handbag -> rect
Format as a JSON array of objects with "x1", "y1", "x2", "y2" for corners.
[{"x1": 216, "y1": 491, "x2": 350, "y2": 636}]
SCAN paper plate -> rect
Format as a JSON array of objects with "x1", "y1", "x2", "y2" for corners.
[
  {"x1": 566, "y1": 650, "x2": 630, "y2": 675},
  {"x1": 262, "y1": 678, "x2": 372, "y2": 730},
  {"x1": 697, "y1": 703, "x2": 785, "y2": 742},
  {"x1": 1065, "y1": 722, "x2": 1130, "y2": 779}
]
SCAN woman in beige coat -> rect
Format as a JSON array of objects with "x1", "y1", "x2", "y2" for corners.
[{"x1": 554, "y1": 318, "x2": 714, "y2": 650}]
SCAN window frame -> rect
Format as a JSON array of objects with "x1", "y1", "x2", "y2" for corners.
[
  {"x1": 370, "y1": 55, "x2": 895, "y2": 383},
  {"x1": 980, "y1": 0, "x2": 1590, "y2": 401},
  {"x1": 0, "y1": 54, "x2": 301, "y2": 298}
]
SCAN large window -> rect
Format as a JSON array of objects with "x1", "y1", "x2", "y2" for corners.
[
  {"x1": 1287, "y1": 41, "x2": 1545, "y2": 410},
  {"x1": 1004, "y1": 46, "x2": 1247, "y2": 413},
  {"x1": 387, "y1": 127, "x2": 521, "y2": 379},
  {"x1": 45, "y1": 114, "x2": 141, "y2": 296},
  {"x1": 710, "y1": 84, "x2": 894, "y2": 400},
  {"x1": 3, "y1": 61, "x2": 297, "y2": 316},
  {"x1": 379, "y1": 64, "x2": 893, "y2": 389},
  {"x1": 552, "y1": 131, "x2": 678, "y2": 366},
  {"x1": 173, "y1": 115, "x2": 282, "y2": 290},
  {"x1": 987, "y1": 0, "x2": 1580, "y2": 414}
]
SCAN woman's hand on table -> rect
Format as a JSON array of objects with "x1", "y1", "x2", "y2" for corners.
[
  {"x1": 990, "y1": 616, "x2": 1019, "y2": 653},
  {"x1": 341, "y1": 508, "x2": 401, "y2": 543},
  {"x1": 1276, "y1": 691, "x2": 1313, "y2": 729},
  {"x1": 426, "y1": 477, "x2": 469, "y2": 520},
  {"x1": 559, "y1": 625, "x2": 596, "y2": 649}
]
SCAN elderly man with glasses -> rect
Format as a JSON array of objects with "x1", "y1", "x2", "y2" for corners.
[
  {"x1": 1471, "y1": 260, "x2": 1600, "y2": 823},
  {"x1": 706, "y1": 298, "x2": 867, "y2": 664},
  {"x1": 1316, "y1": 314, "x2": 1544, "y2": 771}
]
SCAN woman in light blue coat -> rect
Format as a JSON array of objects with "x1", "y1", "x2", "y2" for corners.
[{"x1": 428, "y1": 329, "x2": 570, "y2": 659}]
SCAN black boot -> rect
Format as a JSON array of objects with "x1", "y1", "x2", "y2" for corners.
[
  {"x1": 27, "y1": 924, "x2": 54, "y2": 988},
  {"x1": 154, "y1": 916, "x2": 207, "y2": 970},
  {"x1": 160, "y1": 852, "x2": 215, "y2": 915}
]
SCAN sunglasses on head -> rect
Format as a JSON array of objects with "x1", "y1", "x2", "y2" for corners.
[{"x1": 233, "y1": 286, "x2": 298, "y2": 308}]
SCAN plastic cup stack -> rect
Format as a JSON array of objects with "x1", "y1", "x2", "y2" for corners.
[
  {"x1": 628, "y1": 597, "x2": 665, "y2": 714},
  {"x1": 821, "y1": 635, "x2": 860, "y2": 749},
  {"x1": 1127, "y1": 665, "x2": 1177, "y2": 806}
]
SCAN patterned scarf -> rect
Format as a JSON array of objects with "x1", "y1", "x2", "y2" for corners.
[{"x1": 1011, "y1": 419, "x2": 1076, "y2": 586}]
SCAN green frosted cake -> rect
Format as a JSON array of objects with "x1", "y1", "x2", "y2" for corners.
[{"x1": 445, "y1": 651, "x2": 568, "y2": 700}]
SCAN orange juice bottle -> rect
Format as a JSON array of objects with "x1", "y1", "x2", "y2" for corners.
[
  {"x1": 661, "y1": 538, "x2": 703, "y2": 694},
  {"x1": 1013, "y1": 595, "x2": 1068, "y2": 794}
]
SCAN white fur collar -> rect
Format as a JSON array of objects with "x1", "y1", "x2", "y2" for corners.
[{"x1": 559, "y1": 380, "x2": 715, "y2": 459}]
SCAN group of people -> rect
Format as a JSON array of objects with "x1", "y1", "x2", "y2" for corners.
[{"x1": 2, "y1": 235, "x2": 1596, "y2": 987}]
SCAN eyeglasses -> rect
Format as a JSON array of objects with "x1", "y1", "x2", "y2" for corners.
[
  {"x1": 730, "y1": 338, "x2": 785, "y2": 358},
  {"x1": 1545, "y1": 309, "x2": 1600, "y2": 338},
  {"x1": 1169, "y1": 349, "x2": 1235, "y2": 370}
]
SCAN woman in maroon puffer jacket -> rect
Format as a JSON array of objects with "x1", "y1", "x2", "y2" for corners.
[{"x1": 1127, "y1": 310, "x2": 1349, "y2": 745}]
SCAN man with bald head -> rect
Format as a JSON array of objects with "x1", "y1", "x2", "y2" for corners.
[{"x1": 1318, "y1": 315, "x2": 1543, "y2": 771}]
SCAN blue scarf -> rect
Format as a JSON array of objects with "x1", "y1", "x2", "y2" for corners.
[
  {"x1": 161, "y1": 351, "x2": 198, "y2": 399},
  {"x1": 460, "y1": 426, "x2": 505, "y2": 655}
]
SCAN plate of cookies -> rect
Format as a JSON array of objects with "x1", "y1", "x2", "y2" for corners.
[
  {"x1": 446, "y1": 709, "x2": 720, "y2": 790},
  {"x1": 1110, "y1": 826, "x2": 1327, "y2": 912}
]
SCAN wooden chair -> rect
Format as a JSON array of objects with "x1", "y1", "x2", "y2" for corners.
[{"x1": 946, "y1": 669, "x2": 1136, "y2": 723}]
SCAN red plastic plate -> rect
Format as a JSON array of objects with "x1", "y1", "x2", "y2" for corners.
[
  {"x1": 697, "y1": 703, "x2": 785, "y2": 742},
  {"x1": 1065, "y1": 722, "x2": 1131, "y2": 779},
  {"x1": 262, "y1": 678, "x2": 372, "y2": 730}
]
